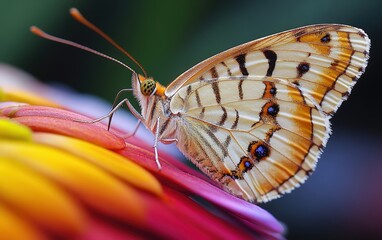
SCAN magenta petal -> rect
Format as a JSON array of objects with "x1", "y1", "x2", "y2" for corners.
[
  {"x1": 140, "y1": 192, "x2": 210, "y2": 239},
  {"x1": 138, "y1": 187, "x2": 252, "y2": 239},
  {"x1": 118, "y1": 144, "x2": 284, "y2": 237},
  {"x1": 82, "y1": 218, "x2": 142, "y2": 240},
  {"x1": 162, "y1": 187, "x2": 256, "y2": 239}
]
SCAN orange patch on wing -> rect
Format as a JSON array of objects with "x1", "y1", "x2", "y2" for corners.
[
  {"x1": 287, "y1": 85, "x2": 305, "y2": 102},
  {"x1": 273, "y1": 161, "x2": 299, "y2": 182},
  {"x1": 337, "y1": 32, "x2": 351, "y2": 48},
  {"x1": 312, "y1": 44, "x2": 331, "y2": 55},
  {"x1": 253, "y1": 170, "x2": 276, "y2": 195},
  {"x1": 337, "y1": 32, "x2": 353, "y2": 64},
  {"x1": 262, "y1": 81, "x2": 276, "y2": 99},
  {"x1": 298, "y1": 31, "x2": 331, "y2": 55},
  {"x1": 287, "y1": 135, "x2": 312, "y2": 162},
  {"x1": 248, "y1": 141, "x2": 264, "y2": 160},
  {"x1": 317, "y1": 34, "x2": 353, "y2": 94},
  {"x1": 285, "y1": 86, "x2": 315, "y2": 139},
  {"x1": 238, "y1": 157, "x2": 253, "y2": 172},
  {"x1": 287, "y1": 103, "x2": 313, "y2": 140},
  {"x1": 319, "y1": 67, "x2": 342, "y2": 87},
  {"x1": 308, "y1": 84, "x2": 327, "y2": 104}
]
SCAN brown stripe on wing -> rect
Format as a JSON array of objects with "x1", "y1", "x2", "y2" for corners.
[
  {"x1": 231, "y1": 109, "x2": 239, "y2": 129},
  {"x1": 217, "y1": 106, "x2": 228, "y2": 126},
  {"x1": 195, "y1": 88, "x2": 202, "y2": 108},
  {"x1": 211, "y1": 81, "x2": 221, "y2": 104},
  {"x1": 235, "y1": 54, "x2": 249, "y2": 76},
  {"x1": 210, "y1": 66, "x2": 219, "y2": 78},
  {"x1": 221, "y1": 61, "x2": 232, "y2": 76},
  {"x1": 166, "y1": 24, "x2": 366, "y2": 97},
  {"x1": 263, "y1": 50, "x2": 277, "y2": 77},
  {"x1": 238, "y1": 79, "x2": 244, "y2": 100}
]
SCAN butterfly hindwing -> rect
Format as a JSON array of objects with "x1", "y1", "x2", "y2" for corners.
[{"x1": 171, "y1": 77, "x2": 327, "y2": 202}]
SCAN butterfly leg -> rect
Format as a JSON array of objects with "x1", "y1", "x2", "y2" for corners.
[
  {"x1": 122, "y1": 119, "x2": 142, "y2": 139},
  {"x1": 154, "y1": 117, "x2": 162, "y2": 170},
  {"x1": 73, "y1": 98, "x2": 129, "y2": 126},
  {"x1": 160, "y1": 138, "x2": 178, "y2": 144},
  {"x1": 107, "y1": 88, "x2": 134, "y2": 130}
]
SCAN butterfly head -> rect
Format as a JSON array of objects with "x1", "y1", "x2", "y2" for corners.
[
  {"x1": 132, "y1": 73, "x2": 169, "y2": 124},
  {"x1": 134, "y1": 74, "x2": 166, "y2": 97},
  {"x1": 140, "y1": 77, "x2": 156, "y2": 96}
]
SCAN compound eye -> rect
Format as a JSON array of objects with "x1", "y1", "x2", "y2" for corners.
[{"x1": 140, "y1": 79, "x2": 156, "y2": 96}]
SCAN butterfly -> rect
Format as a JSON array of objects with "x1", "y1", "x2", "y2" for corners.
[
  {"x1": 32, "y1": 11, "x2": 370, "y2": 203},
  {"x1": 131, "y1": 24, "x2": 370, "y2": 203}
]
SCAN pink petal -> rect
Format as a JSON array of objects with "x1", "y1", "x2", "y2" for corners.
[{"x1": 1, "y1": 105, "x2": 125, "y2": 150}]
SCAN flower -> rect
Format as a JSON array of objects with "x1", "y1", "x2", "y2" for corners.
[{"x1": 0, "y1": 64, "x2": 284, "y2": 239}]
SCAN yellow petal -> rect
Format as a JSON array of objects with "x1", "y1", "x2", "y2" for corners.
[
  {"x1": 3, "y1": 90, "x2": 60, "y2": 108},
  {"x1": 0, "y1": 141, "x2": 146, "y2": 225},
  {"x1": 0, "y1": 158, "x2": 86, "y2": 236},
  {"x1": 0, "y1": 204, "x2": 47, "y2": 240},
  {"x1": 33, "y1": 133, "x2": 163, "y2": 197},
  {"x1": 0, "y1": 88, "x2": 5, "y2": 101},
  {"x1": 0, "y1": 118, "x2": 33, "y2": 141}
]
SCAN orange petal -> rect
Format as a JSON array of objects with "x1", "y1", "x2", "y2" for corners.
[
  {"x1": 0, "y1": 141, "x2": 146, "y2": 225},
  {"x1": 33, "y1": 132, "x2": 163, "y2": 197},
  {"x1": 0, "y1": 204, "x2": 47, "y2": 240},
  {"x1": 0, "y1": 157, "x2": 86, "y2": 237}
]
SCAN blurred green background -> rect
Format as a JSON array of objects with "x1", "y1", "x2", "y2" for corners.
[{"x1": 1, "y1": 0, "x2": 382, "y2": 239}]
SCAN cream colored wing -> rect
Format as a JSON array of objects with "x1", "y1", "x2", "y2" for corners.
[
  {"x1": 166, "y1": 24, "x2": 370, "y2": 115},
  {"x1": 171, "y1": 77, "x2": 328, "y2": 203},
  {"x1": 167, "y1": 24, "x2": 370, "y2": 203}
]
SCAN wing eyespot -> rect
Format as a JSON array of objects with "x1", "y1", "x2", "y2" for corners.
[
  {"x1": 297, "y1": 62, "x2": 310, "y2": 77},
  {"x1": 267, "y1": 104, "x2": 279, "y2": 117},
  {"x1": 320, "y1": 33, "x2": 331, "y2": 43},
  {"x1": 248, "y1": 141, "x2": 270, "y2": 161}
]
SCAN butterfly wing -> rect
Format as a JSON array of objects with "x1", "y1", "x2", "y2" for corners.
[
  {"x1": 167, "y1": 24, "x2": 370, "y2": 203},
  {"x1": 167, "y1": 24, "x2": 370, "y2": 115},
  {"x1": 171, "y1": 77, "x2": 327, "y2": 202}
]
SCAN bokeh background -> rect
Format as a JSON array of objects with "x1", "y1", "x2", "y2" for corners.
[{"x1": 1, "y1": 0, "x2": 382, "y2": 239}]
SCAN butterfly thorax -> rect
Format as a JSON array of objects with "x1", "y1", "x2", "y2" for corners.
[{"x1": 132, "y1": 74, "x2": 178, "y2": 141}]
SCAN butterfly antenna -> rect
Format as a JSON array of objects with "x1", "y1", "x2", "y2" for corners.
[
  {"x1": 69, "y1": 8, "x2": 147, "y2": 78},
  {"x1": 30, "y1": 26, "x2": 137, "y2": 75}
]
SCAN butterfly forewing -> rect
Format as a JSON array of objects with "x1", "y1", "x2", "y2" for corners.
[
  {"x1": 167, "y1": 24, "x2": 370, "y2": 115},
  {"x1": 165, "y1": 24, "x2": 370, "y2": 203}
]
